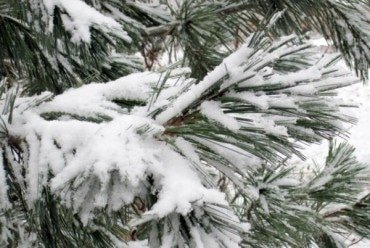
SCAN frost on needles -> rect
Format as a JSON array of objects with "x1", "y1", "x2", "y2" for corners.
[{"x1": 1, "y1": 33, "x2": 368, "y2": 247}]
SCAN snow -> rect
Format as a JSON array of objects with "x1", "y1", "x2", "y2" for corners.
[
  {"x1": 103, "y1": 3, "x2": 144, "y2": 28},
  {"x1": 145, "y1": 147, "x2": 226, "y2": 218},
  {"x1": 249, "y1": 114, "x2": 289, "y2": 136},
  {"x1": 42, "y1": 0, "x2": 131, "y2": 43},
  {"x1": 6, "y1": 71, "x2": 233, "y2": 226},
  {"x1": 50, "y1": 115, "x2": 164, "y2": 192},
  {"x1": 200, "y1": 101, "x2": 240, "y2": 131},
  {"x1": 38, "y1": 72, "x2": 157, "y2": 119},
  {"x1": 227, "y1": 92, "x2": 270, "y2": 110},
  {"x1": 155, "y1": 43, "x2": 254, "y2": 124}
]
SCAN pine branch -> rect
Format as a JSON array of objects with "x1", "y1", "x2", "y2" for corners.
[
  {"x1": 155, "y1": 34, "x2": 357, "y2": 170},
  {"x1": 248, "y1": 0, "x2": 370, "y2": 80},
  {"x1": 1, "y1": 0, "x2": 146, "y2": 94},
  {"x1": 1, "y1": 1, "x2": 370, "y2": 247},
  {"x1": 241, "y1": 142, "x2": 369, "y2": 247},
  {"x1": 143, "y1": 0, "x2": 370, "y2": 80}
]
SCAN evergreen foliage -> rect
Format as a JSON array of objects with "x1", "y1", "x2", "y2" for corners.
[{"x1": 1, "y1": 0, "x2": 370, "y2": 247}]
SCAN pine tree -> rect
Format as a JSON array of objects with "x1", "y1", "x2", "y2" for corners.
[{"x1": 1, "y1": 0, "x2": 370, "y2": 247}]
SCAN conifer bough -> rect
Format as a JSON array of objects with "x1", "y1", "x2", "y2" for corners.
[{"x1": 1, "y1": 0, "x2": 370, "y2": 247}]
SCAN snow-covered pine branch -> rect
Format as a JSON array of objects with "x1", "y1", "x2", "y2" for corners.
[
  {"x1": 1, "y1": 0, "x2": 172, "y2": 94},
  {"x1": 240, "y1": 142, "x2": 369, "y2": 247},
  {"x1": 0, "y1": 32, "x2": 363, "y2": 247}
]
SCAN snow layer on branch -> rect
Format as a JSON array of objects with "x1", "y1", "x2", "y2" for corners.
[
  {"x1": 153, "y1": 35, "x2": 358, "y2": 173},
  {"x1": 7, "y1": 69, "x2": 229, "y2": 225},
  {"x1": 41, "y1": 0, "x2": 130, "y2": 43},
  {"x1": 227, "y1": 92, "x2": 270, "y2": 110},
  {"x1": 1, "y1": 32, "x2": 361, "y2": 246},
  {"x1": 145, "y1": 147, "x2": 226, "y2": 218},
  {"x1": 155, "y1": 35, "x2": 358, "y2": 132},
  {"x1": 200, "y1": 101, "x2": 240, "y2": 131},
  {"x1": 11, "y1": 113, "x2": 100, "y2": 203},
  {"x1": 10, "y1": 112, "x2": 227, "y2": 225},
  {"x1": 50, "y1": 116, "x2": 164, "y2": 192},
  {"x1": 38, "y1": 72, "x2": 157, "y2": 119},
  {"x1": 155, "y1": 43, "x2": 254, "y2": 124}
]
